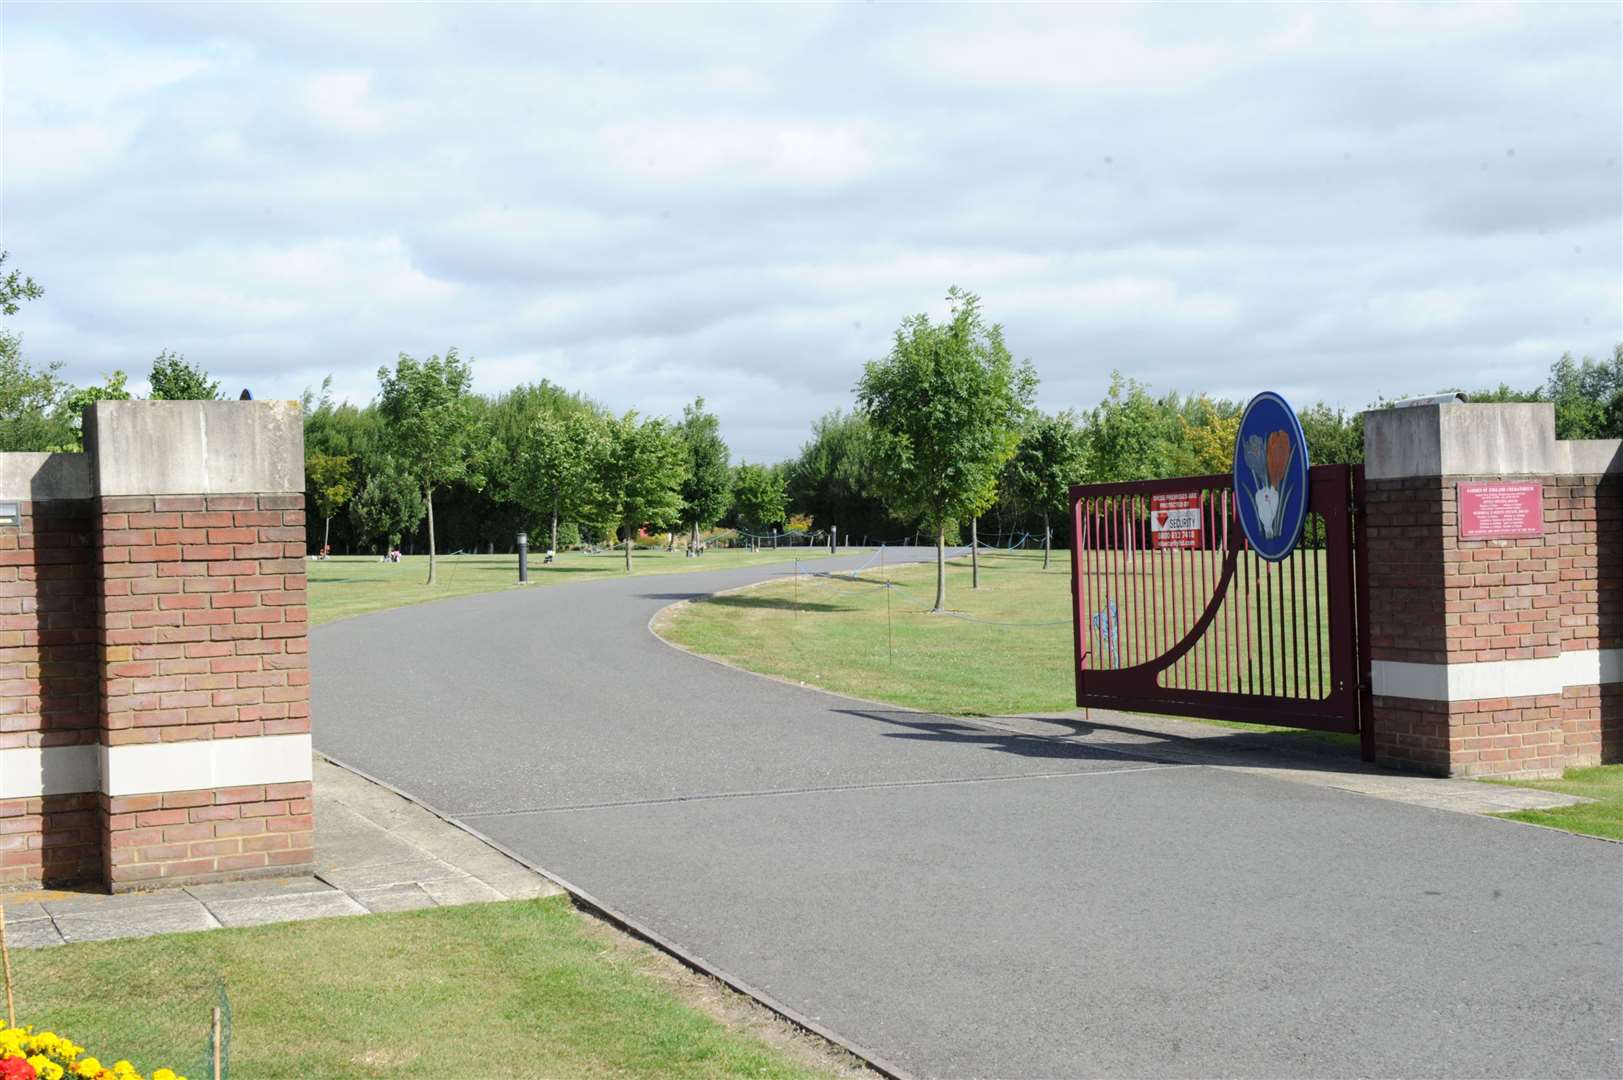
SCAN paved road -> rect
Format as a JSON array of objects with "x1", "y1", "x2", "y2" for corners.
[{"x1": 314, "y1": 551, "x2": 1622, "y2": 1079}]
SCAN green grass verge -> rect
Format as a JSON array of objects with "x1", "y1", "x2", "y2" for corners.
[
  {"x1": 11, "y1": 897, "x2": 833, "y2": 1079},
  {"x1": 308, "y1": 548, "x2": 838, "y2": 627},
  {"x1": 656, "y1": 548, "x2": 1348, "y2": 751},
  {"x1": 1484, "y1": 765, "x2": 1623, "y2": 841}
]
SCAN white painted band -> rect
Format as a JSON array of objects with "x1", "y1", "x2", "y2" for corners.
[
  {"x1": 0, "y1": 745, "x2": 100, "y2": 799},
  {"x1": 99, "y1": 734, "x2": 312, "y2": 797},
  {"x1": 1373, "y1": 649, "x2": 1622, "y2": 702},
  {"x1": 5, "y1": 734, "x2": 313, "y2": 799}
]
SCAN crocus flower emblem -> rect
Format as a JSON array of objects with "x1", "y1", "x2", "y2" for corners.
[{"x1": 1241, "y1": 429, "x2": 1294, "y2": 539}]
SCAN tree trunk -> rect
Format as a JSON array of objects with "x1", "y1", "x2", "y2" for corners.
[
  {"x1": 425, "y1": 486, "x2": 437, "y2": 585},
  {"x1": 691, "y1": 520, "x2": 699, "y2": 553},
  {"x1": 933, "y1": 522, "x2": 946, "y2": 612},
  {"x1": 1043, "y1": 512, "x2": 1051, "y2": 570},
  {"x1": 323, "y1": 515, "x2": 331, "y2": 554},
  {"x1": 624, "y1": 527, "x2": 633, "y2": 572},
  {"x1": 550, "y1": 498, "x2": 559, "y2": 555},
  {"x1": 971, "y1": 518, "x2": 980, "y2": 589}
]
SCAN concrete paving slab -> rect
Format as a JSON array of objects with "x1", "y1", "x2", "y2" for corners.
[
  {"x1": 350, "y1": 882, "x2": 438, "y2": 913},
  {"x1": 54, "y1": 900, "x2": 219, "y2": 943},
  {"x1": 419, "y1": 875, "x2": 503, "y2": 906},
  {"x1": 316, "y1": 857, "x2": 465, "y2": 893},
  {"x1": 0, "y1": 901, "x2": 49, "y2": 922},
  {"x1": 206, "y1": 889, "x2": 367, "y2": 929},
  {"x1": 184, "y1": 878, "x2": 338, "y2": 904},
  {"x1": 4, "y1": 917, "x2": 63, "y2": 949}
]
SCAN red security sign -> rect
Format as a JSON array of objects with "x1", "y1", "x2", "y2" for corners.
[
  {"x1": 1150, "y1": 492, "x2": 1203, "y2": 549},
  {"x1": 1458, "y1": 482, "x2": 1544, "y2": 540}
]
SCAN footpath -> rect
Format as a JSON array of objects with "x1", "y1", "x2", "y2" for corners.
[{"x1": 2, "y1": 757, "x2": 561, "y2": 948}]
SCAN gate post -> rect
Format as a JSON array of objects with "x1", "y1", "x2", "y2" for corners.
[
  {"x1": 87, "y1": 400, "x2": 313, "y2": 890},
  {"x1": 1362, "y1": 402, "x2": 1620, "y2": 778}
]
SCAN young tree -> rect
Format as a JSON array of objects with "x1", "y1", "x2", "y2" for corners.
[
  {"x1": 0, "y1": 251, "x2": 43, "y2": 317},
  {"x1": 148, "y1": 350, "x2": 221, "y2": 400},
  {"x1": 520, "y1": 409, "x2": 609, "y2": 555},
  {"x1": 306, "y1": 452, "x2": 357, "y2": 554},
  {"x1": 376, "y1": 349, "x2": 487, "y2": 584},
  {"x1": 675, "y1": 397, "x2": 732, "y2": 552},
  {"x1": 1083, "y1": 373, "x2": 1179, "y2": 483},
  {"x1": 0, "y1": 337, "x2": 74, "y2": 452},
  {"x1": 1008, "y1": 411, "x2": 1088, "y2": 570},
  {"x1": 731, "y1": 462, "x2": 787, "y2": 548},
  {"x1": 348, "y1": 457, "x2": 425, "y2": 555},
  {"x1": 62, "y1": 370, "x2": 132, "y2": 450},
  {"x1": 591, "y1": 412, "x2": 687, "y2": 572},
  {"x1": 856, "y1": 287, "x2": 1035, "y2": 611}
]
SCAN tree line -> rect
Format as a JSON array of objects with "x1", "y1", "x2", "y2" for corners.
[{"x1": 4, "y1": 252, "x2": 1620, "y2": 599}]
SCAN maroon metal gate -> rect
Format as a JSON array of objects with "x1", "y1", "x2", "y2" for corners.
[{"x1": 1068, "y1": 464, "x2": 1374, "y2": 759}]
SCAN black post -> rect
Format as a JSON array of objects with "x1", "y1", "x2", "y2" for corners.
[{"x1": 518, "y1": 532, "x2": 529, "y2": 584}]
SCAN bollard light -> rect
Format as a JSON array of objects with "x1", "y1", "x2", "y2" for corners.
[{"x1": 517, "y1": 532, "x2": 529, "y2": 583}]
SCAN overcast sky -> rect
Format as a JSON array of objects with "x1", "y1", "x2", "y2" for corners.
[{"x1": 3, "y1": 2, "x2": 1619, "y2": 462}]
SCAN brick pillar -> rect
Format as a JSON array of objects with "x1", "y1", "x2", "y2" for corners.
[
  {"x1": 0, "y1": 456, "x2": 101, "y2": 887},
  {"x1": 87, "y1": 401, "x2": 311, "y2": 891},
  {"x1": 1364, "y1": 402, "x2": 1621, "y2": 778}
]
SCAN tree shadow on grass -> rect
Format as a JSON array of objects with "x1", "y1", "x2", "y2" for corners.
[{"x1": 641, "y1": 593, "x2": 848, "y2": 613}]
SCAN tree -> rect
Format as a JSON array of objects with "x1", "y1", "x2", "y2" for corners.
[
  {"x1": 856, "y1": 287, "x2": 1035, "y2": 611},
  {"x1": 376, "y1": 349, "x2": 487, "y2": 584},
  {"x1": 148, "y1": 350, "x2": 221, "y2": 401},
  {"x1": 591, "y1": 412, "x2": 687, "y2": 572},
  {"x1": 675, "y1": 398, "x2": 732, "y2": 551},
  {"x1": 0, "y1": 337, "x2": 74, "y2": 452},
  {"x1": 0, "y1": 251, "x2": 43, "y2": 317},
  {"x1": 1083, "y1": 373, "x2": 1178, "y2": 483},
  {"x1": 306, "y1": 452, "x2": 357, "y2": 553},
  {"x1": 786, "y1": 410, "x2": 897, "y2": 543},
  {"x1": 61, "y1": 370, "x2": 132, "y2": 450},
  {"x1": 519, "y1": 409, "x2": 609, "y2": 555},
  {"x1": 348, "y1": 456, "x2": 425, "y2": 555},
  {"x1": 731, "y1": 462, "x2": 787, "y2": 548},
  {"x1": 1008, "y1": 411, "x2": 1088, "y2": 570}
]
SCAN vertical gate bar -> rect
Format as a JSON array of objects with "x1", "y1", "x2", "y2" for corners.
[
  {"x1": 1072, "y1": 492, "x2": 1086, "y2": 702},
  {"x1": 1260, "y1": 544, "x2": 1273, "y2": 696},
  {"x1": 1186, "y1": 523, "x2": 1197, "y2": 689},
  {"x1": 1314, "y1": 514, "x2": 1326, "y2": 699},
  {"x1": 1226, "y1": 491, "x2": 1238, "y2": 693},
  {"x1": 1110, "y1": 496, "x2": 1123, "y2": 666},
  {"x1": 1112, "y1": 495, "x2": 1124, "y2": 667},
  {"x1": 1294, "y1": 541, "x2": 1307, "y2": 698},
  {"x1": 1202, "y1": 491, "x2": 1213, "y2": 691},
  {"x1": 1221, "y1": 491, "x2": 1232, "y2": 692},
  {"x1": 1153, "y1": 496, "x2": 1167, "y2": 672},
  {"x1": 1136, "y1": 495, "x2": 1150, "y2": 668},
  {"x1": 1129, "y1": 493, "x2": 1142, "y2": 665},
  {"x1": 1101, "y1": 497, "x2": 1113, "y2": 668},
  {"x1": 1087, "y1": 497, "x2": 1099, "y2": 671},
  {"x1": 1321, "y1": 464, "x2": 1359, "y2": 735},
  {"x1": 1353, "y1": 465, "x2": 1375, "y2": 761}
]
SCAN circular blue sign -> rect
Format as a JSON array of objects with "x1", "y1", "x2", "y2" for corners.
[{"x1": 1233, "y1": 392, "x2": 1310, "y2": 562}]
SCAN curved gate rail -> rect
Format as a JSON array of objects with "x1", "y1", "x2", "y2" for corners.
[{"x1": 1068, "y1": 464, "x2": 1373, "y2": 760}]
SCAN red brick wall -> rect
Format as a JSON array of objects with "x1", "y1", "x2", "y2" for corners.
[
  {"x1": 1, "y1": 498, "x2": 101, "y2": 886},
  {"x1": 102, "y1": 781, "x2": 313, "y2": 888},
  {"x1": 96, "y1": 493, "x2": 311, "y2": 888},
  {"x1": 1368, "y1": 473, "x2": 1620, "y2": 776}
]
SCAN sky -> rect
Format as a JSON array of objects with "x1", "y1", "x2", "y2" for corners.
[{"x1": 2, "y1": 2, "x2": 1619, "y2": 462}]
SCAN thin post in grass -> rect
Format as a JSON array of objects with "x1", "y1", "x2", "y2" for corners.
[
  {"x1": 1, "y1": 897, "x2": 14, "y2": 1026},
  {"x1": 971, "y1": 518, "x2": 980, "y2": 589},
  {"x1": 883, "y1": 546, "x2": 893, "y2": 664},
  {"x1": 213, "y1": 1004, "x2": 223, "y2": 1080}
]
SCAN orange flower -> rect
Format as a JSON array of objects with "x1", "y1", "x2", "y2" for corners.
[{"x1": 1266, "y1": 430, "x2": 1291, "y2": 487}]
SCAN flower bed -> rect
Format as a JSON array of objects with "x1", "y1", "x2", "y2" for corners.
[{"x1": 1, "y1": 1028, "x2": 187, "y2": 1080}]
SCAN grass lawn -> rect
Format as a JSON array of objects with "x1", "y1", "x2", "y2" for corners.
[
  {"x1": 657, "y1": 548, "x2": 1075, "y2": 717},
  {"x1": 1484, "y1": 765, "x2": 1623, "y2": 841},
  {"x1": 308, "y1": 547, "x2": 838, "y2": 626},
  {"x1": 9, "y1": 897, "x2": 848, "y2": 1079}
]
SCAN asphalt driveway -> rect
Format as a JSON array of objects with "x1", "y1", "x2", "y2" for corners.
[{"x1": 313, "y1": 550, "x2": 1622, "y2": 1079}]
